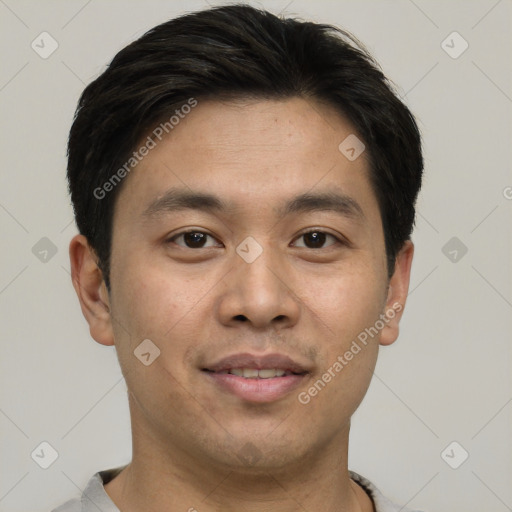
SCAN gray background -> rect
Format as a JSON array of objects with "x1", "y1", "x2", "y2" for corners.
[{"x1": 0, "y1": 0, "x2": 511, "y2": 511}]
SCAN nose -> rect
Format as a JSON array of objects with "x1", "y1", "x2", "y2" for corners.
[{"x1": 215, "y1": 244, "x2": 301, "y2": 331}]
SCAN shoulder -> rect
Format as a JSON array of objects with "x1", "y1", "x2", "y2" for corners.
[
  {"x1": 50, "y1": 467, "x2": 125, "y2": 512},
  {"x1": 349, "y1": 470, "x2": 426, "y2": 512},
  {"x1": 51, "y1": 498, "x2": 81, "y2": 512}
]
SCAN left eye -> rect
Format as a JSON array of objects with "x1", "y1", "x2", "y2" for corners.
[
  {"x1": 168, "y1": 231, "x2": 221, "y2": 249},
  {"x1": 292, "y1": 230, "x2": 341, "y2": 249}
]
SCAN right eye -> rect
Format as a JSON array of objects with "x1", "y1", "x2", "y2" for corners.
[{"x1": 166, "y1": 230, "x2": 223, "y2": 249}]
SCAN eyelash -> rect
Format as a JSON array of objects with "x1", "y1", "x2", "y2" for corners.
[{"x1": 166, "y1": 229, "x2": 346, "y2": 250}]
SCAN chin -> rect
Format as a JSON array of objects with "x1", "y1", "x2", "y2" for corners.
[{"x1": 197, "y1": 429, "x2": 311, "y2": 473}]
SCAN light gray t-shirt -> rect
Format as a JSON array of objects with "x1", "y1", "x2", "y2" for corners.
[{"x1": 52, "y1": 466, "x2": 424, "y2": 512}]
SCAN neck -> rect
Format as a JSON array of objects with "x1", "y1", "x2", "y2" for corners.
[{"x1": 104, "y1": 400, "x2": 374, "y2": 512}]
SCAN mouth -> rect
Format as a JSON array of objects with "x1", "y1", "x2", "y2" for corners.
[
  {"x1": 205, "y1": 368, "x2": 303, "y2": 378},
  {"x1": 201, "y1": 353, "x2": 310, "y2": 403}
]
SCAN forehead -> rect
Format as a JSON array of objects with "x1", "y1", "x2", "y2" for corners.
[{"x1": 113, "y1": 97, "x2": 379, "y2": 227}]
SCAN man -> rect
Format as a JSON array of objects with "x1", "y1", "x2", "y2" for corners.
[{"x1": 56, "y1": 3, "x2": 424, "y2": 511}]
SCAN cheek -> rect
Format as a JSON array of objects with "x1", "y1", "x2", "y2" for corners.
[
  {"x1": 108, "y1": 258, "x2": 207, "y2": 424},
  {"x1": 295, "y1": 265, "x2": 384, "y2": 412},
  {"x1": 303, "y1": 260, "x2": 386, "y2": 341},
  {"x1": 111, "y1": 254, "x2": 199, "y2": 336},
  {"x1": 109, "y1": 252, "x2": 220, "y2": 378}
]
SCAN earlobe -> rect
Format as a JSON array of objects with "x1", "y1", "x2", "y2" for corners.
[
  {"x1": 379, "y1": 240, "x2": 414, "y2": 346},
  {"x1": 69, "y1": 234, "x2": 115, "y2": 346}
]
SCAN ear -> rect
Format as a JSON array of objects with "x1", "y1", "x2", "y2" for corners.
[
  {"x1": 379, "y1": 240, "x2": 414, "y2": 346},
  {"x1": 69, "y1": 234, "x2": 114, "y2": 346}
]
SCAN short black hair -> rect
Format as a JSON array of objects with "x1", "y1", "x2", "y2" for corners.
[{"x1": 67, "y1": 3, "x2": 423, "y2": 290}]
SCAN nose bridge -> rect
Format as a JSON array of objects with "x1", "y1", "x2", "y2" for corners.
[
  {"x1": 217, "y1": 235, "x2": 300, "y2": 328},
  {"x1": 241, "y1": 244, "x2": 283, "y2": 295},
  {"x1": 237, "y1": 235, "x2": 286, "y2": 300}
]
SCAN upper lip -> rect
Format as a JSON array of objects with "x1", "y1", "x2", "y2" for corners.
[{"x1": 202, "y1": 352, "x2": 311, "y2": 374}]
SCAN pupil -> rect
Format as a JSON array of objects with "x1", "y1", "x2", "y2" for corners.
[
  {"x1": 185, "y1": 232, "x2": 205, "y2": 248},
  {"x1": 305, "y1": 231, "x2": 325, "y2": 248}
]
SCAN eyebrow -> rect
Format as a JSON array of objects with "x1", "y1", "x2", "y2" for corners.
[
  {"x1": 277, "y1": 191, "x2": 365, "y2": 222},
  {"x1": 141, "y1": 187, "x2": 365, "y2": 223}
]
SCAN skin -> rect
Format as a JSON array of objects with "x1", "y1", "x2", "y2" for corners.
[{"x1": 70, "y1": 97, "x2": 414, "y2": 512}]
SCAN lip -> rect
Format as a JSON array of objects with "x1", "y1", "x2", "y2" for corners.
[
  {"x1": 202, "y1": 352, "x2": 311, "y2": 403},
  {"x1": 203, "y1": 352, "x2": 310, "y2": 374}
]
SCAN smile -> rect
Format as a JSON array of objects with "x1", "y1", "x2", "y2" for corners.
[
  {"x1": 201, "y1": 353, "x2": 311, "y2": 403},
  {"x1": 215, "y1": 368, "x2": 299, "y2": 378}
]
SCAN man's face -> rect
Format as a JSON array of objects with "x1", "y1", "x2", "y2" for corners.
[{"x1": 100, "y1": 97, "x2": 399, "y2": 469}]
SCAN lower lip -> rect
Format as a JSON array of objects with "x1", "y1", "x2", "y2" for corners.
[{"x1": 204, "y1": 372, "x2": 306, "y2": 403}]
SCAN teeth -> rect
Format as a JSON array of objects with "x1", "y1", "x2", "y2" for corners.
[
  {"x1": 258, "y1": 369, "x2": 285, "y2": 378},
  {"x1": 243, "y1": 368, "x2": 259, "y2": 378},
  {"x1": 228, "y1": 368, "x2": 287, "y2": 379}
]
